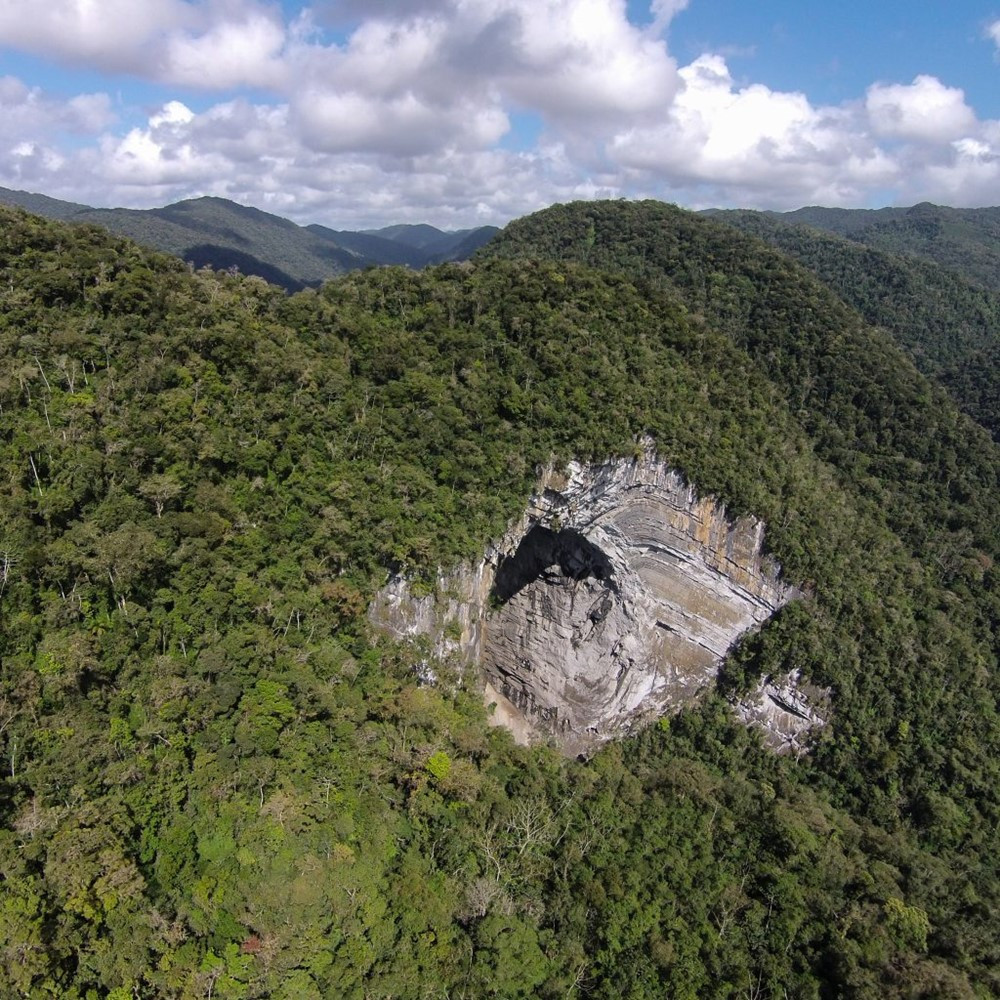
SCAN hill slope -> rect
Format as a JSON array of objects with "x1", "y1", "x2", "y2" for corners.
[
  {"x1": 0, "y1": 187, "x2": 496, "y2": 289},
  {"x1": 2, "y1": 202, "x2": 1000, "y2": 997},
  {"x1": 739, "y1": 201, "x2": 1000, "y2": 292},
  {"x1": 708, "y1": 209, "x2": 1000, "y2": 439}
]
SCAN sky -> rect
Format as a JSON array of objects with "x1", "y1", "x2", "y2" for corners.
[{"x1": 2, "y1": 1, "x2": 1000, "y2": 228}]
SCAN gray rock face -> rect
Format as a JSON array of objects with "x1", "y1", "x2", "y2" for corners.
[
  {"x1": 371, "y1": 445, "x2": 823, "y2": 755},
  {"x1": 736, "y1": 670, "x2": 830, "y2": 756}
]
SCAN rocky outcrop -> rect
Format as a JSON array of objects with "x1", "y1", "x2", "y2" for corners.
[
  {"x1": 735, "y1": 670, "x2": 830, "y2": 756},
  {"x1": 371, "y1": 443, "x2": 826, "y2": 755}
]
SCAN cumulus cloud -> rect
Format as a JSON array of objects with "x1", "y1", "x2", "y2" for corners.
[
  {"x1": 1, "y1": 2, "x2": 1000, "y2": 224},
  {"x1": 0, "y1": 76, "x2": 116, "y2": 191},
  {"x1": 0, "y1": 76, "x2": 115, "y2": 156},
  {"x1": 293, "y1": 89, "x2": 509, "y2": 156},
  {"x1": 0, "y1": 0, "x2": 286, "y2": 87},
  {"x1": 284, "y1": 0, "x2": 681, "y2": 162},
  {"x1": 321, "y1": 0, "x2": 457, "y2": 23},
  {"x1": 866, "y1": 75, "x2": 977, "y2": 143},
  {"x1": 164, "y1": 9, "x2": 288, "y2": 88},
  {"x1": 607, "y1": 55, "x2": 896, "y2": 207},
  {"x1": 496, "y1": 1, "x2": 681, "y2": 121},
  {"x1": 0, "y1": 0, "x2": 198, "y2": 75}
]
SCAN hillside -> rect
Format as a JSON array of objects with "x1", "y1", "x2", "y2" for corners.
[
  {"x1": 361, "y1": 222, "x2": 501, "y2": 262},
  {"x1": 708, "y1": 209, "x2": 1000, "y2": 439},
  {"x1": 0, "y1": 187, "x2": 496, "y2": 290},
  {"x1": 725, "y1": 202, "x2": 1000, "y2": 293},
  {"x1": 2, "y1": 202, "x2": 1000, "y2": 997}
]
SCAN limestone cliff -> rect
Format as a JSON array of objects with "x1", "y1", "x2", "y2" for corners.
[{"x1": 371, "y1": 444, "x2": 825, "y2": 755}]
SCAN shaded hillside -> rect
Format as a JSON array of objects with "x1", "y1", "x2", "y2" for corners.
[
  {"x1": 2, "y1": 203, "x2": 1000, "y2": 997},
  {"x1": 432, "y1": 224, "x2": 500, "y2": 262},
  {"x1": 0, "y1": 187, "x2": 497, "y2": 290},
  {"x1": 354, "y1": 222, "x2": 502, "y2": 262},
  {"x1": 306, "y1": 225, "x2": 430, "y2": 268},
  {"x1": 308, "y1": 223, "x2": 501, "y2": 268},
  {"x1": 364, "y1": 222, "x2": 457, "y2": 248},
  {"x1": 0, "y1": 185, "x2": 93, "y2": 220},
  {"x1": 710, "y1": 209, "x2": 1000, "y2": 438},
  {"x1": 742, "y1": 201, "x2": 1000, "y2": 292},
  {"x1": 72, "y1": 197, "x2": 366, "y2": 290}
]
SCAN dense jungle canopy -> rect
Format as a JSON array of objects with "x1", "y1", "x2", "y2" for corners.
[{"x1": 1, "y1": 201, "x2": 999, "y2": 997}]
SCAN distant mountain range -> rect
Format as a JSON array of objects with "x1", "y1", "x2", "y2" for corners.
[
  {"x1": 708, "y1": 201, "x2": 1000, "y2": 293},
  {"x1": 8, "y1": 185, "x2": 1000, "y2": 302},
  {"x1": 0, "y1": 186, "x2": 499, "y2": 291}
]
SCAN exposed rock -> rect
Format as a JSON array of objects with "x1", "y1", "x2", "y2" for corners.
[
  {"x1": 371, "y1": 443, "x2": 826, "y2": 755},
  {"x1": 735, "y1": 670, "x2": 830, "y2": 756}
]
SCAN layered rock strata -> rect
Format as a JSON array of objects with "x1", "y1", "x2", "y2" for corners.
[{"x1": 371, "y1": 446, "x2": 822, "y2": 755}]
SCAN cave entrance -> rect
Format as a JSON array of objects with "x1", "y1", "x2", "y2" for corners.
[{"x1": 491, "y1": 525, "x2": 616, "y2": 604}]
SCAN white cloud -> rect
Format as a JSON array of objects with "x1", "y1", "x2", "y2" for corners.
[
  {"x1": 149, "y1": 100, "x2": 195, "y2": 128},
  {"x1": 498, "y1": 0, "x2": 682, "y2": 121},
  {"x1": 163, "y1": 9, "x2": 288, "y2": 88},
  {"x1": 0, "y1": 0, "x2": 198, "y2": 75},
  {"x1": 0, "y1": 75, "x2": 115, "y2": 145},
  {"x1": 0, "y1": 3, "x2": 999, "y2": 224},
  {"x1": 293, "y1": 89, "x2": 509, "y2": 155},
  {"x1": 607, "y1": 55, "x2": 896, "y2": 207},
  {"x1": 0, "y1": 0, "x2": 286, "y2": 87},
  {"x1": 866, "y1": 75, "x2": 977, "y2": 143},
  {"x1": 649, "y1": 0, "x2": 689, "y2": 33}
]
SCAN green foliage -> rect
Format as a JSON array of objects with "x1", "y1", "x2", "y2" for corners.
[
  {"x1": 1, "y1": 201, "x2": 999, "y2": 998},
  {"x1": 425, "y1": 750, "x2": 452, "y2": 781},
  {"x1": 713, "y1": 208, "x2": 1000, "y2": 439},
  {"x1": 777, "y1": 201, "x2": 1000, "y2": 293}
]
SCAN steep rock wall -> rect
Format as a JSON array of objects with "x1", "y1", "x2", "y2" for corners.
[{"x1": 371, "y1": 446, "x2": 821, "y2": 755}]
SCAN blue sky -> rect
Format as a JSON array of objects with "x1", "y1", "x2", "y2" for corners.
[
  {"x1": 2, "y1": 0, "x2": 1000, "y2": 227},
  {"x1": 661, "y1": 2, "x2": 1000, "y2": 110}
]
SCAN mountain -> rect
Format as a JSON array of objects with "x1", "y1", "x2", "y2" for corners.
[
  {"x1": 2, "y1": 200, "x2": 1000, "y2": 997},
  {"x1": 306, "y1": 222, "x2": 499, "y2": 268},
  {"x1": 715, "y1": 201, "x2": 1000, "y2": 293},
  {"x1": 706, "y1": 208, "x2": 1000, "y2": 439},
  {"x1": 434, "y1": 224, "x2": 500, "y2": 261},
  {"x1": 0, "y1": 185, "x2": 93, "y2": 220},
  {"x1": 362, "y1": 222, "x2": 500, "y2": 262},
  {"x1": 0, "y1": 186, "x2": 497, "y2": 289},
  {"x1": 305, "y1": 225, "x2": 431, "y2": 268},
  {"x1": 364, "y1": 222, "x2": 460, "y2": 249}
]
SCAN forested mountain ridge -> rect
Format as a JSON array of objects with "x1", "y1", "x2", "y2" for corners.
[
  {"x1": 703, "y1": 209, "x2": 1000, "y2": 439},
  {"x1": 712, "y1": 201, "x2": 1000, "y2": 293},
  {"x1": 2, "y1": 201, "x2": 1000, "y2": 997},
  {"x1": 0, "y1": 186, "x2": 496, "y2": 291},
  {"x1": 358, "y1": 222, "x2": 501, "y2": 260}
]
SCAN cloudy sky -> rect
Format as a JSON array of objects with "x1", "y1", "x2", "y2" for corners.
[{"x1": 2, "y1": 0, "x2": 1000, "y2": 228}]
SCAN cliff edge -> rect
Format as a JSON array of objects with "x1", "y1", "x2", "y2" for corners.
[{"x1": 371, "y1": 444, "x2": 826, "y2": 755}]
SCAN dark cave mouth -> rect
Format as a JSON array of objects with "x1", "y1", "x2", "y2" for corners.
[{"x1": 491, "y1": 525, "x2": 617, "y2": 604}]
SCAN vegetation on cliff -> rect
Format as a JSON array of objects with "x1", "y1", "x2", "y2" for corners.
[{"x1": 1, "y1": 201, "x2": 999, "y2": 997}]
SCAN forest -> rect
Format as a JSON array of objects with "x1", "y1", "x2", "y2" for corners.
[
  {"x1": 708, "y1": 208, "x2": 1000, "y2": 440},
  {"x1": 1, "y1": 199, "x2": 1000, "y2": 998}
]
